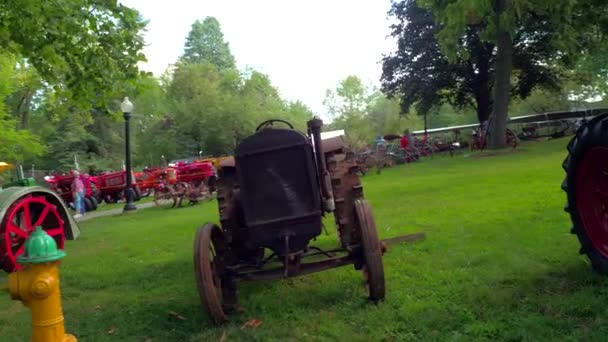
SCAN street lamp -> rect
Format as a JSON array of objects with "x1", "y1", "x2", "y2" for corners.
[{"x1": 121, "y1": 97, "x2": 137, "y2": 212}]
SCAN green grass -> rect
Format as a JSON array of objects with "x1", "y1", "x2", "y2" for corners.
[
  {"x1": 93, "y1": 195, "x2": 154, "y2": 212},
  {"x1": 2, "y1": 138, "x2": 607, "y2": 341}
]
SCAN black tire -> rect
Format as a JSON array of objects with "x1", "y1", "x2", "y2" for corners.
[
  {"x1": 84, "y1": 197, "x2": 93, "y2": 212},
  {"x1": 563, "y1": 113, "x2": 608, "y2": 273},
  {"x1": 133, "y1": 186, "x2": 142, "y2": 201},
  {"x1": 140, "y1": 188, "x2": 151, "y2": 198},
  {"x1": 355, "y1": 199, "x2": 385, "y2": 302},
  {"x1": 89, "y1": 196, "x2": 98, "y2": 211}
]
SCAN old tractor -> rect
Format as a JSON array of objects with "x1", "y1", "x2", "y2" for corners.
[
  {"x1": 0, "y1": 163, "x2": 80, "y2": 273},
  {"x1": 563, "y1": 113, "x2": 608, "y2": 273},
  {"x1": 193, "y1": 118, "x2": 386, "y2": 324}
]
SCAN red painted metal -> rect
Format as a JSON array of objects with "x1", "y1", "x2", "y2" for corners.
[
  {"x1": 576, "y1": 147, "x2": 608, "y2": 257},
  {"x1": 173, "y1": 160, "x2": 214, "y2": 184},
  {"x1": 95, "y1": 170, "x2": 138, "y2": 202},
  {"x1": 44, "y1": 171, "x2": 97, "y2": 204},
  {"x1": 135, "y1": 167, "x2": 178, "y2": 193},
  {"x1": 1, "y1": 195, "x2": 65, "y2": 272}
]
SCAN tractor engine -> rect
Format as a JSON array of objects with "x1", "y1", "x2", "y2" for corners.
[{"x1": 235, "y1": 124, "x2": 322, "y2": 255}]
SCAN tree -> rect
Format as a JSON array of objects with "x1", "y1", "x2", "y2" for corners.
[
  {"x1": 417, "y1": 0, "x2": 608, "y2": 148},
  {"x1": 324, "y1": 76, "x2": 375, "y2": 147},
  {"x1": 381, "y1": 0, "x2": 560, "y2": 127},
  {"x1": 181, "y1": 17, "x2": 236, "y2": 70},
  {"x1": 0, "y1": 53, "x2": 44, "y2": 162},
  {"x1": 0, "y1": 0, "x2": 147, "y2": 107}
]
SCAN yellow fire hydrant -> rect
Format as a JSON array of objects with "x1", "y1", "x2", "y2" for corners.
[{"x1": 6, "y1": 226, "x2": 77, "y2": 342}]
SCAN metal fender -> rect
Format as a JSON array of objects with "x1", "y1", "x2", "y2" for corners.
[{"x1": 0, "y1": 186, "x2": 80, "y2": 240}]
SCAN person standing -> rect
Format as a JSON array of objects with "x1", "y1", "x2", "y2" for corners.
[{"x1": 71, "y1": 170, "x2": 85, "y2": 218}]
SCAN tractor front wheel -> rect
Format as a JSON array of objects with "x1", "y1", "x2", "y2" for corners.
[
  {"x1": 354, "y1": 199, "x2": 385, "y2": 302},
  {"x1": 193, "y1": 223, "x2": 236, "y2": 324},
  {"x1": 563, "y1": 114, "x2": 608, "y2": 273}
]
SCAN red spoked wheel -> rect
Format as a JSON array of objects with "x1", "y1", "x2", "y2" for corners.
[
  {"x1": 0, "y1": 195, "x2": 65, "y2": 272},
  {"x1": 575, "y1": 147, "x2": 608, "y2": 257}
]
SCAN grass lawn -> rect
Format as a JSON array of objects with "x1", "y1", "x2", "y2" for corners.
[{"x1": 2, "y1": 138, "x2": 607, "y2": 341}]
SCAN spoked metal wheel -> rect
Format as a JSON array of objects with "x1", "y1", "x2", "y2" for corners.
[
  {"x1": 354, "y1": 199, "x2": 385, "y2": 302},
  {"x1": 153, "y1": 188, "x2": 177, "y2": 208},
  {"x1": 193, "y1": 223, "x2": 236, "y2": 324},
  {"x1": 0, "y1": 194, "x2": 65, "y2": 272}
]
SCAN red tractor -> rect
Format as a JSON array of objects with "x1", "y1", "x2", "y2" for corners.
[
  {"x1": 44, "y1": 171, "x2": 99, "y2": 212},
  {"x1": 95, "y1": 170, "x2": 141, "y2": 204},
  {"x1": 563, "y1": 113, "x2": 608, "y2": 273},
  {"x1": 135, "y1": 168, "x2": 164, "y2": 197}
]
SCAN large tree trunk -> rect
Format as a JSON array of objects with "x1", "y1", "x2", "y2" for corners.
[
  {"x1": 474, "y1": 86, "x2": 493, "y2": 124},
  {"x1": 489, "y1": 0, "x2": 512, "y2": 149},
  {"x1": 17, "y1": 88, "x2": 34, "y2": 129}
]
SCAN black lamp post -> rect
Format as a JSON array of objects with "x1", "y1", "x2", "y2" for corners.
[{"x1": 121, "y1": 97, "x2": 137, "y2": 212}]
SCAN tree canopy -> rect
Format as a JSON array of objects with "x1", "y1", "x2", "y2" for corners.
[
  {"x1": 380, "y1": 0, "x2": 608, "y2": 148},
  {"x1": 381, "y1": 0, "x2": 562, "y2": 125},
  {"x1": 180, "y1": 17, "x2": 236, "y2": 70}
]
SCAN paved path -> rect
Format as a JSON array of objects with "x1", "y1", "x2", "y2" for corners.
[{"x1": 75, "y1": 201, "x2": 157, "y2": 222}]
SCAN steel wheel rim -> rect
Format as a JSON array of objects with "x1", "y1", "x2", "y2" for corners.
[
  {"x1": 194, "y1": 224, "x2": 230, "y2": 324},
  {"x1": 576, "y1": 147, "x2": 608, "y2": 257},
  {"x1": 1, "y1": 195, "x2": 65, "y2": 272}
]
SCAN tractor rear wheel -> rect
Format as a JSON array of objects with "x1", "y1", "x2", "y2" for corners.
[
  {"x1": 563, "y1": 113, "x2": 608, "y2": 273},
  {"x1": 355, "y1": 199, "x2": 385, "y2": 302},
  {"x1": 0, "y1": 194, "x2": 66, "y2": 272},
  {"x1": 326, "y1": 150, "x2": 364, "y2": 248},
  {"x1": 89, "y1": 196, "x2": 98, "y2": 210},
  {"x1": 84, "y1": 197, "x2": 93, "y2": 212},
  {"x1": 193, "y1": 223, "x2": 236, "y2": 324}
]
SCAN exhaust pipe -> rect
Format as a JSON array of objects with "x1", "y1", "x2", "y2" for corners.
[{"x1": 308, "y1": 117, "x2": 335, "y2": 212}]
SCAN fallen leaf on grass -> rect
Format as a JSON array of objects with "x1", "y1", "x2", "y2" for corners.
[
  {"x1": 144, "y1": 337, "x2": 153, "y2": 342},
  {"x1": 219, "y1": 331, "x2": 227, "y2": 342},
  {"x1": 240, "y1": 319, "x2": 262, "y2": 329},
  {"x1": 107, "y1": 327, "x2": 117, "y2": 335},
  {"x1": 168, "y1": 310, "x2": 186, "y2": 320}
]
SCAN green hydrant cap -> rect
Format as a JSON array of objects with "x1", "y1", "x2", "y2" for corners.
[{"x1": 16, "y1": 227, "x2": 65, "y2": 264}]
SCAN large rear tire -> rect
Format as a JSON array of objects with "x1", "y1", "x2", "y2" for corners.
[
  {"x1": 84, "y1": 197, "x2": 93, "y2": 212},
  {"x1": 89, "y1": 196, "x2": 98, "y2": 211},
  {"x1": 563, "y1": 113, "x2": 608, "y2": 273},
  {"x1": 0, "y1": 194, "x2": 66, "y2": 272}
]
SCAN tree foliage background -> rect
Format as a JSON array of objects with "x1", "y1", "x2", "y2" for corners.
[{"x1": 2, "y1": 1, "x2": 607, "y2": 173}]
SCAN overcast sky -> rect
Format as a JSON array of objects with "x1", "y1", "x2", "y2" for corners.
[{"x1": 120, "y1": 0, "x2": 396, "y2": 116}]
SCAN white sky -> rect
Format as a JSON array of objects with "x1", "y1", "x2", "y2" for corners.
[{"x1": 120, "y1": 0, "x2": 396, "y2": 116}]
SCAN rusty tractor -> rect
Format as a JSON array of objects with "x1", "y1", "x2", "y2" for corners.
[
  {"x1": 0, "y1": 163, "x2": 80, "y2": 273},
  {"x1": 193, "y1": 118, "x2": 388, "y2": 324},
  {"x1": 563, "y1": 113, "x2": 608, "y2": 273},
  {"x1": 173, "y1": 159, "x2": 215, "y2": 207}
]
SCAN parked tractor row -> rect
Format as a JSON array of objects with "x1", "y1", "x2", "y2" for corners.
[{"x1": 43, "y1": 158, "x2": 225, "y2": 212}]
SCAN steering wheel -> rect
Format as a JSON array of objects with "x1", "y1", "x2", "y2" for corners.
[{"x1": 256, "y1": 119, "x2": 294, "y2": 131}]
